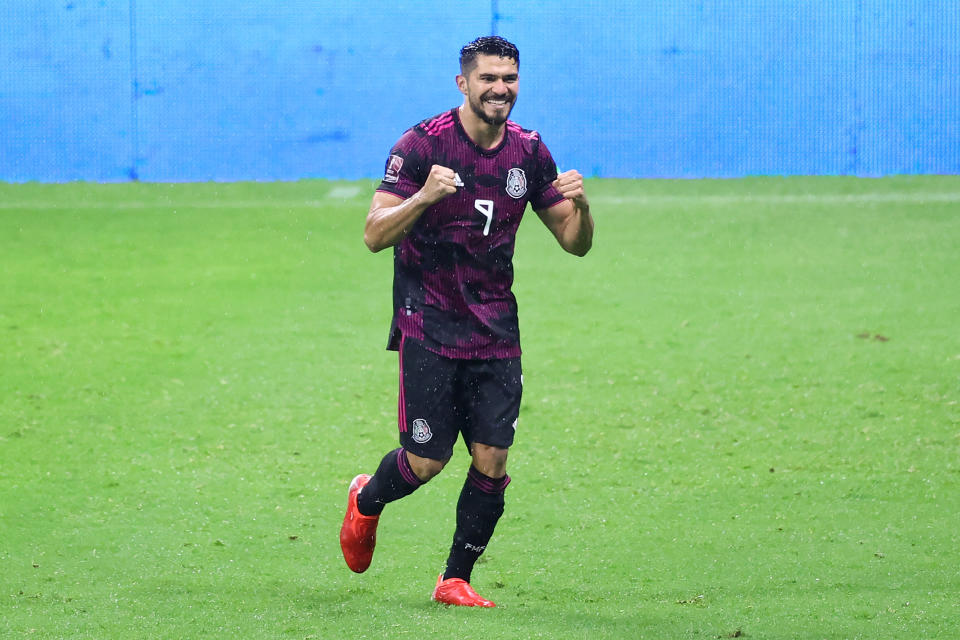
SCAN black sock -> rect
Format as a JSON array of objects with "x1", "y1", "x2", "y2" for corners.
[
  {"x1": 442, "y1": 466, "x2": 511, "y2": 583},
  {"x1": 356, "y1": 448, "x2": 423, "y2": 516}
]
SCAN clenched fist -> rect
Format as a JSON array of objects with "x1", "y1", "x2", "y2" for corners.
[
  {"x1": 553, "y1": 169, "x2": 588, "y2": 210},
  {"x1": 420, "y1": 164, "x2": 459, "y2": 206}
]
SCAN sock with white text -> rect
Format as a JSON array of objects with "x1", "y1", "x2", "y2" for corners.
[{"x1": 442, "y1": 466, "x2": 510, "y2": 582}]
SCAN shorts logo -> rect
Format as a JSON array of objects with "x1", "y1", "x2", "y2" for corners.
[
  {"x1": 411, "y1": 418, "x2": 433, "y2": 443},
  {"x1": 383, "y1": 155, "x2": 403, "y2": 183},
  {"x1": 505, "y1": 167, "x2": 527, "y2": 199}
]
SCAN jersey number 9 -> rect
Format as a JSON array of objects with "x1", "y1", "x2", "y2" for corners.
[{"x1": 474, "y1": 199, "x2": 494, "y2": 236}]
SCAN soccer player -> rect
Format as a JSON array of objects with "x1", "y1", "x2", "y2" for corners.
[{"x1": 339, "y1": 35, "x2": 593, "y2": 607}]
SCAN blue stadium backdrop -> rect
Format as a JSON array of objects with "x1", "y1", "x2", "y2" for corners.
[{"x1": 1, "y1": 1, "x2": 958, "y2": 181}]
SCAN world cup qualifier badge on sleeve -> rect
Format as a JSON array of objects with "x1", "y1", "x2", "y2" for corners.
[{"x1": 384, "y1": 155, "x2": 403, "y2": 183}]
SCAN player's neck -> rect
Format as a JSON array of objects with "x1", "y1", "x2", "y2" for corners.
[{"x1": 458, "y1": 105, "x2": 506, "y2": 150}]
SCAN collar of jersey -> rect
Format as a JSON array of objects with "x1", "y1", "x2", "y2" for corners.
[{"x1": 452, "y1": 107, "x2": 509, "y2": 156}]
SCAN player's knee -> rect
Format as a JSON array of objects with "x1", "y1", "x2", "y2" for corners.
[
  {"x1": 470, "y1": 443, "x2": 509, "y2": 478},
  {"x1": 406, "y1": 450, "x2": 449, "y2": 482}
]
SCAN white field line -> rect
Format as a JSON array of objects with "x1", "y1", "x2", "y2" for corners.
[
  {"x1": 1, "y1": 190, "x2": 959, "y2": 210},
  {"x1": 590, "y1": 192, "x2": 960, "y2": 206},
  {"x1": 0, "y1": 201, "x2": 330, "y2": 210},
  {"x1": 0, "y1": 198, "x2": 365, "y2": 211}
]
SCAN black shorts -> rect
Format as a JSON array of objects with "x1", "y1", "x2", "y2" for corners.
[{"x1": 397, "y1": 336, "x2": 522, "y2": 461}]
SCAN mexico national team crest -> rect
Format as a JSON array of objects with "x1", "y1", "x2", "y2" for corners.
[
  {"x1": 411, "y1": 418, "x2": 433, "y2": 443},
  {"x1": 505, "y1": 167, "x2": 527, "y2": 199}
]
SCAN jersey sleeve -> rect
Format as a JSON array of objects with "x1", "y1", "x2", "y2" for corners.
[
  {"x1": 375, "y1": 128, "x2": 429, "y2": 200},
  {"x1": 528, "y1": 137, "x2": 565, "y2": 211}
]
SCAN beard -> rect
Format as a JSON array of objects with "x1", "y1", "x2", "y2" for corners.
[{"x1": 467, "y1": 91, "x2": 516, "y2": 126}]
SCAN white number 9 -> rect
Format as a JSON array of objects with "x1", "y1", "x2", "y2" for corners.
[{"x1": 474, "y1": 199, "x2": 494, "y2": 236}]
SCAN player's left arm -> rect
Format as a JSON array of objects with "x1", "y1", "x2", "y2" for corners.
[{"x1": 535, "y1": 169, "x2": 594, "y2": 257}]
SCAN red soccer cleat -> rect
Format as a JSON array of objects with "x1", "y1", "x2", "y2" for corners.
[
  {"x1": 431, "y1": 574, "x2": 496, "y2": 608},
  {"x1": 339, "y1": 474, "x2": 379, "y2": 573}
]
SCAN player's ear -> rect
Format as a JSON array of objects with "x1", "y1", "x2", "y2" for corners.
[{"x1": 456, "y1": 74, "x2": 468, "y2": 96}]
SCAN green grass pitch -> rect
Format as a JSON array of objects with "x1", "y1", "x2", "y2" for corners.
[{"x1": 1, "y1": 176, "x2": 958, "y2": 639}]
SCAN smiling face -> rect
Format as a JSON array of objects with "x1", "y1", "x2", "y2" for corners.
[{"x1": 457, "y1": 54, "x2": 519, "y2": 127}]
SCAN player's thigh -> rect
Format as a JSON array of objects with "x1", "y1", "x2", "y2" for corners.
[
  {"x1": 459, "y1": 356, "x2": 522, "y2": 451},
  {"x1": 398, "y1": 337, "x2": 460, "y2": 460}
]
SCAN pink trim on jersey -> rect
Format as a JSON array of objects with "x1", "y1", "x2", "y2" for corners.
[
  {"x1": 507, "y1": 121, "x2": 539, "y2": 141},
  {"x1": 435, "y1": 342, "x2": 521, "y2": 360},
  {"x1": 422, "y1": 112, "x2": 455, "y2": 136}
]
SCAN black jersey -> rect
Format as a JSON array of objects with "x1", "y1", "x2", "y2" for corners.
[{"x1": 376, "y1": 107, "x2": 565, "y2": 359}]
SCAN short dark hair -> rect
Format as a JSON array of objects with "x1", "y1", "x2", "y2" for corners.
[{"x1": 459, "y1": 36, "x2": 519, "y2": 74}]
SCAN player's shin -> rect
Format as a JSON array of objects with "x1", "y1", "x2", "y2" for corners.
[
  {"x1": 442, "y1": 466, "x2": 511, "y2": 582},
  {"x1": 356, "y1": 448, "x2": 424, "y2": 516}
]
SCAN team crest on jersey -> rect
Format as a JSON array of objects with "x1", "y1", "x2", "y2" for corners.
[
  {"x1": 505, "y1": 167, "x2": 527, "y2": 199},
  {"x1": 411, "y1": 418, "x2": 433, "y2": 443},
  {"x1": 383, "y1": 155, "x2": 403, "y2": 183}
]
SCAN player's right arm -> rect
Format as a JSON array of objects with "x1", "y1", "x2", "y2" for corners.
[{"x1": 364, "y1": 164, "x2": 458, "y2": 252}]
